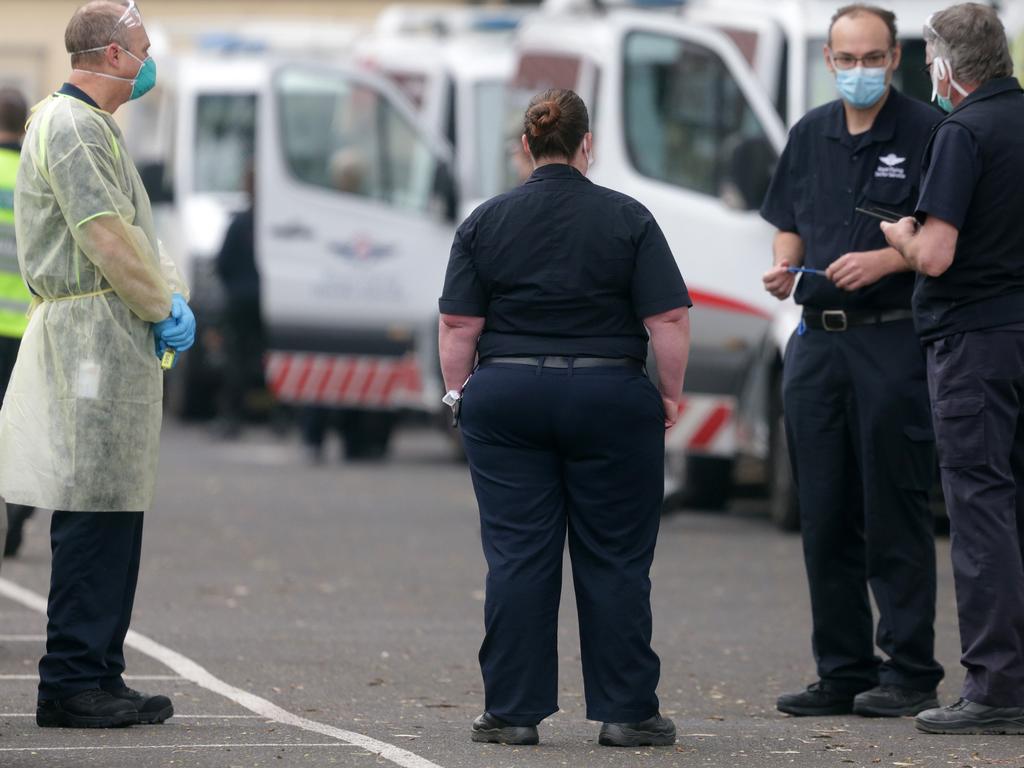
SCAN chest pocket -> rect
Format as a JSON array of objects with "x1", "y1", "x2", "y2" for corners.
[{"x1": 862, "y1": 177, "x2": 913, "y2": 213}]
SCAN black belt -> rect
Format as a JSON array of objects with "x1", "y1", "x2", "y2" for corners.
[
  {"x1": 803, "y1": 308, "x2": 915, "y2": 332},
  {"x1": 480, "y1": 356, "x2": 641, "y2": 369}
]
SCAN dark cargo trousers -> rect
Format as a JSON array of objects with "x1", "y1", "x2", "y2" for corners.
[
  {"x1": 783, "y1": 320, "x2": 943, "y2": 693},
  {"x1": 459, "y1": 361, "x2": 665, "y2": 725},
  {"x1": 926, "y1": 325, "x2": 1024, "y2": 706}
]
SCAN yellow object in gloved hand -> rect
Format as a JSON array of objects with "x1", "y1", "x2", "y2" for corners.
[{"x1": 160, "y1": 348, "x2": 175, "y2": 370}]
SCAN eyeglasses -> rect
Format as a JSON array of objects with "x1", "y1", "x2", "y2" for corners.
[
  {"x1": 829, "y1": 50, "x2": 892, "y2": 70},
  {"x1": 114, "y1": 0, "x2": 144, "y2": 32}
]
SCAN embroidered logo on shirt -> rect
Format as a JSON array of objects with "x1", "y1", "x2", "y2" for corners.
[{"x1": 875, "y1": 153, "x2": 907, "y2": 179}]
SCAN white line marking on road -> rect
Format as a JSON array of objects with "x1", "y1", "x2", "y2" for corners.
[
  {"x1": 0, "y1": 742, "x2": 358, "y2": 753},
  {"x1": 0, "y1": 634, "x2": 45, "y2": 641},
  {"x1": 0, "y1": 578, "x2": 445, "y2": 768},
  {"x1": 0, "y1": 674, "x2": 182, "y2": 681}
]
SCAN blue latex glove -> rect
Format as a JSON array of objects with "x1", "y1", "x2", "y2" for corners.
[{"x1": 152, "y1": 293, "x2": 196, "y2": 353}]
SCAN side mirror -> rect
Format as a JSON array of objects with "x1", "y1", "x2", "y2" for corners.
[
  {"x1": 721, "y1": 137, "x2": 776, "y2": 212},
  {"x1": 433, "y1": 161, "x2": 458, "y2": 223},
  {"x1": 138, "y1": 161, "x2": 174, "y2": 205}
]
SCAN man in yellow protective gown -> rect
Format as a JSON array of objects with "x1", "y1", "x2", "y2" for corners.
[{"x1": 0, "y1": 1, "x2": 196, "y2": 728}]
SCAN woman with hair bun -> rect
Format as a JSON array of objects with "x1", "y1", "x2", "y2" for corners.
[{"x1": 438, "y1": 88, "x2": 691, "y2": 749}]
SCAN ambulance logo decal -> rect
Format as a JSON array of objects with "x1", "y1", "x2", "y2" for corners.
[
  {"x1": 875, "y1": 153, "x2": 907, "y2": 179},
  {"x1": 329, "y1": 234, "x2": 395, "y2": 262}
]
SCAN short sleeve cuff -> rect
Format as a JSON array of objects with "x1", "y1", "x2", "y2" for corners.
[
  {"x1": 760, "y1": 207, "x2": 798, "y2": 234},
  {"x1": 634, "y1": 291, "x2": 693, "y2": 319},
  {"x1": 438, "y1": 297, "x2": 487, "y2": 317},
  {"x1": 915, "y1": 203, "x2": 966, "y2": 232}
]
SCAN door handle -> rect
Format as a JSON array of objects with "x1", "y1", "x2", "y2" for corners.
[{"x1": 270, "y1": 221, "x2": 314, "y2": 240}]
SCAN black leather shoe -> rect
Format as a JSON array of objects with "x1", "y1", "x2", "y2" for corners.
[
  {"x1": 777, "y1": 682, "x2": 859, "y2": 716},
  {"x1": 105, "y1": 686, "x2": 174, "y2": 724},
  {"x1": 471, "y1": 712, "x2": 539, "y2": 745},
  {"x1": 853, "y1": 685, "x2": 938, "y2": 717},
  {"x1": 916, "y1": 698, "x2": 1024, "y2": 734},
  {"x1": 37, "y1": 689, "x2": 137, "y2": 728},
  {"x1": 599, "y1": 714, "x2": 676, "y2": 747}
]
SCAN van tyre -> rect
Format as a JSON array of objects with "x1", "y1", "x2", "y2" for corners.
[
  {"x1": 343, "y1": 412, "x2": 395, "y2": 461},
  {"x1": 679, "y1": 455, "x2": 733, "y2": 511}
]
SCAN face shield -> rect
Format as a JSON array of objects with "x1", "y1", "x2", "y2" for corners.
[{"x1": 924, "y1": 15, "x2": 969, "y2": 111}]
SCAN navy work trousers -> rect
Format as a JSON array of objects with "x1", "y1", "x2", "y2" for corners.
[
  {"x1": 927, "y1": 326, "x2": 1024, "y2": 706},
  {"x1": 783, "y1": 320, "x2": 943, "y2": 693},
  {"x1": 460, "y1": 362, "x2": 665, "y2": 725},
  {"x1": 39, "y1": 511, "x2": 144, "y2": 700}
]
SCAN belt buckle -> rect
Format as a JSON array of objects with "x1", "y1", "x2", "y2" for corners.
[{"x1": 821, "y1": 310, "x2": 848, "y2": 332}]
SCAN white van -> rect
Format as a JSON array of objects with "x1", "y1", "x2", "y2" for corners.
[
  {"x1": 510, "y1": 4, "x2": 795, "y2": 518},
  {"x1": 127, "y1": 50, "x2": 458, "y2": 459}
]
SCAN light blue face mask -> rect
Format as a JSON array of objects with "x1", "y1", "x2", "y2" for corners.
[
  {"x1": 835, "y1": 66, "x2": 888, "y2": 109},
  {"x1": 73, "y1": 45, "x2": 157, "y2": 101}
]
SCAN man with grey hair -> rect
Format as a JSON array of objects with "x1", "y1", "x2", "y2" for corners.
[
  {"x1": 0, "y1": 0, "x2": 196, "y2": 728},
  {"x1": 883, "y1": 2, "x2": 1024, "y2": 735}
]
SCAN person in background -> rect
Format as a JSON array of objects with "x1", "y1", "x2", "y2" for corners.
[
  {"x1": 883, "y1": 2, "x2": 1024, "y2": 735},
  {"x1": 439, "y1": 88, "x2": 690, "y2": 748},
  {"x1": 0, "y1": 0, "x2": 195, "y2": 728},
  {"x1": 0, "y1": 87, "x2": 35, "y2": 558},
  {"x1": 761, "y1": 3, "x2": 943, "y2": 718},
  {"x1": 214, "y1": 163, "x2": 264, "y2": 439}
]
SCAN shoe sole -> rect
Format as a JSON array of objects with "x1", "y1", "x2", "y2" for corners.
[
  {"x1": 854, "y1": 698, "x2": 939, "y2": 718},
  {"x1": 37, "y1": 711, "x2": 136, "y2": 728},
  {"x1": 137, "y1": 704, "x2": 175, "y2": 725},
  {"x1": 471, "y1": 727, "x2": 539, "y2": 745},
  {"x1": 777, "y1": 702, "x2": 854, "y2": 717},
  {"x1": 598, "y1": 725, "x2": 676, "y2": 747},
  {"x1": 916, "y1": 718, "x2": 1024, "y2": 735}
]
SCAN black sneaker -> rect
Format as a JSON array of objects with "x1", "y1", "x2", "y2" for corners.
[
  {"x1": 853, "y1": 685, "x2": 938, "y2": 717},
  {"x1": 37, "y1": 689, "x2": 137, "y2": 728},
  {"x1": 599, "y1": 714, "x2": 676, "y2": 747},
  {"x1": 916, "y1": 698, "x2": 1024, "y2": 734},
  {"x1": 777, "y1": 682, "x2": 859, "y2": 716},
  {"x1": 470, "y1": 712, "x2": 539, "y2": 745},
  {"x1": 105, "y1": 686, "x2": 174, "y2": 724}
]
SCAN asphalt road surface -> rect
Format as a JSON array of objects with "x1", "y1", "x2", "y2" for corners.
[{"x1": 0, "y1": 423, "x2": 1020, "y2": 768}]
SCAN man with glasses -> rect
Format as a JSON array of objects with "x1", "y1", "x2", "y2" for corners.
[
  {"x1": 0, "y1": 0, "x2": 195, "y2": 728},
  {"x1": 884, "y1": 3, "x2": 1024, "y2": 735},
  {"x1": 760, "y1": 3, "x2": 943, "y2": 717}
]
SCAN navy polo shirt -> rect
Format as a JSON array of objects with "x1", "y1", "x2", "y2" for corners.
[
  {"x1": 760, "y1": 88, "x2": 940, "y2": 311},
  {"x1": 913, "y1": 77, "x2": 1024, "y2": 342},
  {"x1": 57, "y1": 82, "x2": 100, "y2": 109},
  {"x1": 439, "y1": 163, "x2": 691, "y2": 361}
]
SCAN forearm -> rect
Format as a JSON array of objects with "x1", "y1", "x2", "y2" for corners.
[
  {"x1": 438, "y1": 315, "x2": 484, "y2": 391},
  {"x1": 83, "y1": 219, "x2": 171, "y2": 322},
  {"x1": 871, "y1": 246, "x2": 912, "y2": 276},
  {"x1": 648, "y1": 308, "x2": 690, "y2": 400},
  {"x1": 773, "y1": 231, "x2": 805, "y2": 267}
]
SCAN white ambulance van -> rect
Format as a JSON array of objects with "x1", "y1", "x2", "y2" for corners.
[{"x1": 511, "y1": 2, "x2": 794, "y2": 519}]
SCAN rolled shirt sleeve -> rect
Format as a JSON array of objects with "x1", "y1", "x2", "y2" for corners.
[
  {"x1": 915, "y1": 122, "x2": 982, "y2": 230},
  {"x1": 631, "y1": 208, "x2": 692, "y2": 319}
]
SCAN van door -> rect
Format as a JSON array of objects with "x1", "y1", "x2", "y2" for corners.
[{"x1": 256, "y1": 64, "x2": 455, "y2": 411}]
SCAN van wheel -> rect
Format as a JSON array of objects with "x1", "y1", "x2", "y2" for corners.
[
  {"x1": 768, "y1": 377, "x2": 800, "y2": 532},
  {"x1": 343, "y1": 412, "x2": 395, "y2": 461},
  {"x1": 679, "y1": 455, "x2": 733, "y2": 511}
]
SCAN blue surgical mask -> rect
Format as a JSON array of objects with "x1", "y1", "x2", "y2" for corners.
[{"x1": 835, "y1": 67, "x2": 888, "y2": 109}]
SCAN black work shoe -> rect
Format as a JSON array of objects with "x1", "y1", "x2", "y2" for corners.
[
  {"x1": 37, "y1": 689, "x2": 137, "y2": 728},
  {"x1": 470, "y1": 712, "x2": 539, "y2": 745},
  {"x1": 599, "y1": 714, "x2": 676, "y2": 747},
  {"x1": 105, "y1": 686, "x2": 174, "y2": 724},
  {"x1": 853, "y1": 685, "x2": 939, "y2": 717},
  {"x1": 916, "y1": 698, "x2": 1024, "y2": 734},
  {"x1": 777, "y1": 682, "x2": 858, "y2": 716}
]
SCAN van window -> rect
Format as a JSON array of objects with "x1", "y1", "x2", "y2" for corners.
[
  {"x1": 194, "y1": 94, "x2": 256, "y2": 193},
  {"x1": 276, "y1": 68, "x2": 437, "y2": 214},
  {"x1": 806, "y1": 38, "x2": 933, "y2": 113},
  {"x1": 623, "y1": 31, "x2": 777, "y2": 207}
]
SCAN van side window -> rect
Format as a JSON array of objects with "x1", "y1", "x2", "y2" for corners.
[
  {"x1": 623, "y1": 32, "x2": 777, "y2": 209},
  {"x1": 194, "y1": 94, "x2": 257, "y2": 193},
  {"x1": 276, "y1": 68, "x2": 436, "y2": 214}
]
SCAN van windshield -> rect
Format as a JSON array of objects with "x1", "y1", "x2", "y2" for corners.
[
  {"x1": 194, "y1": 94, "x2": 257, "y2": 194},
  {"x1": 806, "y1": 37, "x2": 934, "y2": 112}
]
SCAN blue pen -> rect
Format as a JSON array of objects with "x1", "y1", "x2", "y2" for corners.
[{"x1": 787, "y1": 266, "x2": 828, "y2": 276}]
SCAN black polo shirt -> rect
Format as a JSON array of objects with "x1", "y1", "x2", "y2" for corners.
[
  {"x1": 913, "y1": 77, "x2": 1024, "y2": 342},
  {"x1": 760, "y1": 88, "x2": 940, "y2": 311},
  {"x1": 57, "y1": 82, "x2": 100, "y2": 109},
  {"x1": 438, "y1": 163, "x2": 691, "y2": 361}
]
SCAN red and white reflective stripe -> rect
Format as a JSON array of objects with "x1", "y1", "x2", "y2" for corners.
[
  {"x1": 665, "y1": 395, "x2": 737, "y2": 457},
  {"x1": 265, "y1": 352, "x2": 424, "y2": 408}
]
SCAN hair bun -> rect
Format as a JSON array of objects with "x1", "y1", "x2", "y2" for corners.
[{"x1": 527, "y1": 100, "x2": 562, "y2": 137}]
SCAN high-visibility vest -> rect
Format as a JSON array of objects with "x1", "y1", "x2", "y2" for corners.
[{"x1": 0, "y1": 146, "x2": 31, "y2": 339}]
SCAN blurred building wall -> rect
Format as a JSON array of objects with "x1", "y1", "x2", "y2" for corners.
[{"x1": 0, "y1": 0, "x2": 483, "y2": 103}]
